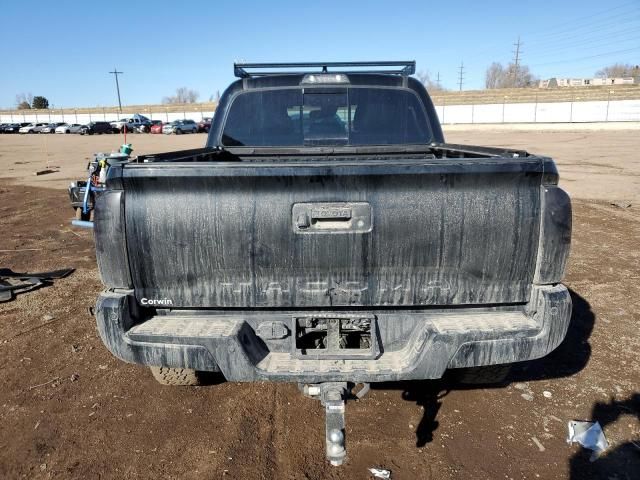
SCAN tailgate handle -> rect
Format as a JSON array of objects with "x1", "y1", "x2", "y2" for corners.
[
  {"x1": 292, "y1": 202, "x2": 372, "y2": 234},
  {"x1": 311, "y1": 207, "x2": 352, "y2": 222}
]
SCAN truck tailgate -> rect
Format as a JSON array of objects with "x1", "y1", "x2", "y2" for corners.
[{"x1": 122, "y1": 157, "x2": 543, "y2": 308}]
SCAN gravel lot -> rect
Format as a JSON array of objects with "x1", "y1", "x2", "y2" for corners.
[{"x1": 0, "y1": 130, "x2": 638, "y2": 479}]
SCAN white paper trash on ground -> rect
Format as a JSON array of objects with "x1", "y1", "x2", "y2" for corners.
[
  {"x1": 567, "y1": 420, "x2": 609, "y2": 461},
  {"x1": 368, "y1": 467, "x2": 391, "y2": 479}
]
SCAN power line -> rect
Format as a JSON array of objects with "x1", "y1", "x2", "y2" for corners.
[
  {"x1": 422, "y1": 2, "x2": 639, "y2": 87},
  {"x1": 527, "y1": 11, "x2": 639, "y2": 45},
  {"x1": 458, "y1": 61, "x2": 465, "y2": 91},
  {"x1": 524, "y1": 15, "x2": 640, "y2": 49},
  {"x1": 521, "y1": 1, "x2": 639, "y2": 39},
  {"x1": 528, "y1": 25, "x2": 640, "y2": 52},
  {"x1": 525, "y1": 32, "x2": 640, "y2": 61},
  {"x1": 459, "y1": 2, "x2": 639, "y2": 58},
  {"x1": 530, "y1": 45, "x2": 640, "y2": 68},
  {"x1": 109, "y1": 68, "x2": 124, "y2": 112},
  {"x1": 485, "y1": 26, "x2": 639, "y2": 71}
]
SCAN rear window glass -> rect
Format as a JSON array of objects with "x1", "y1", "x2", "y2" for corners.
[{"x1": 221, "y1": 87, "x2": 431, "y2": 147}]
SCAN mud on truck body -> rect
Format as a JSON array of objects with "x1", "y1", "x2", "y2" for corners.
[{"x1": 92, "y1": 61, "x2": 572, "y2": 465}]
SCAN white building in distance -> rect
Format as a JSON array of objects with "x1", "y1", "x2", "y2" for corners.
[{"x1": 539, "y1": 77, "x2": 637, "y2": 88}]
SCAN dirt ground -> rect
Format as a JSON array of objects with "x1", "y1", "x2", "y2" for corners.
[{"x1": 0, "y1": 130, "x2": 638, "y2": 479}]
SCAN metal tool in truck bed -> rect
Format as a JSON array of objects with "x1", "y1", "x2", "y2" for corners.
[
  {"x1": 91, "y1": 61, "x2": 572, "y2": 465},
  {"x1": 68, "y1": 150, "x2": 130, "y2": 224}
]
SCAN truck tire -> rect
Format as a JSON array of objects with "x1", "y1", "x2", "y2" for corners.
[
  {"x1": 150, "y1": 367, "x2": 202, "y2": 386},
  {"x1": 451, "y1": 365, "x2": 512, "y2": 385}
]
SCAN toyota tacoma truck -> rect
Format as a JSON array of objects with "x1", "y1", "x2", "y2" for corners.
[{"x1": 92, "y1": 61, "x2": 572, "y2": 465}]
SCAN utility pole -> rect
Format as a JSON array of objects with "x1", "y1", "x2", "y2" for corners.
[
  {"x1": 109, "y1": 68, "x2": 124, "y2": 112},
  {"x1": 457, "y1": 61, "x2": 464, "y2": 91},
  {"x1": 436, "y1": 72, "x2": 441, "y2": 89},
  {"x1": 512, "y1": 36, "x2": 522, "y2": 87}
]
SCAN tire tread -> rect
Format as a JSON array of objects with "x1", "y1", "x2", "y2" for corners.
[{"x1": 150, "y1": 367, "x2": 201, "y2": 386}]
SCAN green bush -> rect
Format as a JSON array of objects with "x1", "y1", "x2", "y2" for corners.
[{"x1": 32, "y1": 96, "x2": 49, "y2": 109}]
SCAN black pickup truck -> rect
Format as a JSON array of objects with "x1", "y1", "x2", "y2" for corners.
[{"x1": 93, "y1": 61, "x2": 572, "y2": 465}]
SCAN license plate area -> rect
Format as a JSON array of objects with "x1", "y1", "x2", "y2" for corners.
[{"x1": 292, "y1": 314, "x2": 378, "y2": 359}]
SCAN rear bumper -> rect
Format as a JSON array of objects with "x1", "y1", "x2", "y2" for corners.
[{"x1": 95, "y1": 284, "x2": 571, "y2": 383}]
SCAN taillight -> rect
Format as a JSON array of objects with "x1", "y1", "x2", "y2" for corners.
[{"x1": 533, "y1": 186, "x2": 572, "y2": 284}]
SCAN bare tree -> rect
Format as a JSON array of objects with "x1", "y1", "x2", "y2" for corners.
[
  {"x1": 15, "y1": 92, "x2": 33, "y2": 109},
  {"x1": 162, "y1": 87, "x2": 200, "y2": 104},
  {"x1": 485, "y1": 62, "x2": 505, "y2": 89},
  {"x1": 416, "y1": 70, "x2": 444, "y2": 91},
  {"x1": 595, "y1": 63, "x2": 638, "y2": 78},
  {"x1": 485, "y1": 62, "x2": 537, "y2": 88}
]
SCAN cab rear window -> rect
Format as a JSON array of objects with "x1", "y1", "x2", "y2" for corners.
[{"x1": 221, "y1": 87, "x2": 431, "y2": 147}]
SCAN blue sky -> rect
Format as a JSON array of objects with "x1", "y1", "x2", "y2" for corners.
[{"x1": 1, "y1": 0, "x2": 638, "y2": 109}]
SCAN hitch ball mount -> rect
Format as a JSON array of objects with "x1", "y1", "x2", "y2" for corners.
[{"x1": 300, "y1": 381, "x2": 371, "y2": 466}]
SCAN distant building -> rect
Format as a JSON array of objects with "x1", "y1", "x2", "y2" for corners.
[{"x1": 539, "y1": 77, "x2": 637, "y2": 88}]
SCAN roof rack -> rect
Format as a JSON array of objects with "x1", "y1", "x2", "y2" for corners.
[{"x1": 233, "y1": 61, "x2": 416, "y2": 78}]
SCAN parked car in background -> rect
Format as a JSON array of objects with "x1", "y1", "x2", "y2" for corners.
[
  {"x1": 111, "y1": 114, "x2": 151, "y2": 133},
  {"x1": 197, "y1": 117, "x2": 212, "y2": 133},
  {"x1": 2, "y1": 123, "x2": 29, "y2": 133},
  {"x1": 137, "y1": 119, "x2": 161, "y2": 133},
  {"x1": 0, "y1": 123, "x2": 16, "y2": 133},
  {"x1": 32, "y1": 123, "x2": 51, "y2": 134},
  {"x1": 56, "y1": 123, "x2": 84, "y2": 134},
  {"x1": 149, "y1": 120, "x2": 165, "y2": 134},
  {"x1": 41, "y1": 122, "x2": 66, "y2": 134},
  {"x1": 19, "y1": 123, "x2": 47, "y2": 134},
  {"x1": 162, "y1": 119, "x2": 198, "y2": 134},
  {"x1": 80, "y1": 121, "x2": 117, "y2": 135}
]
